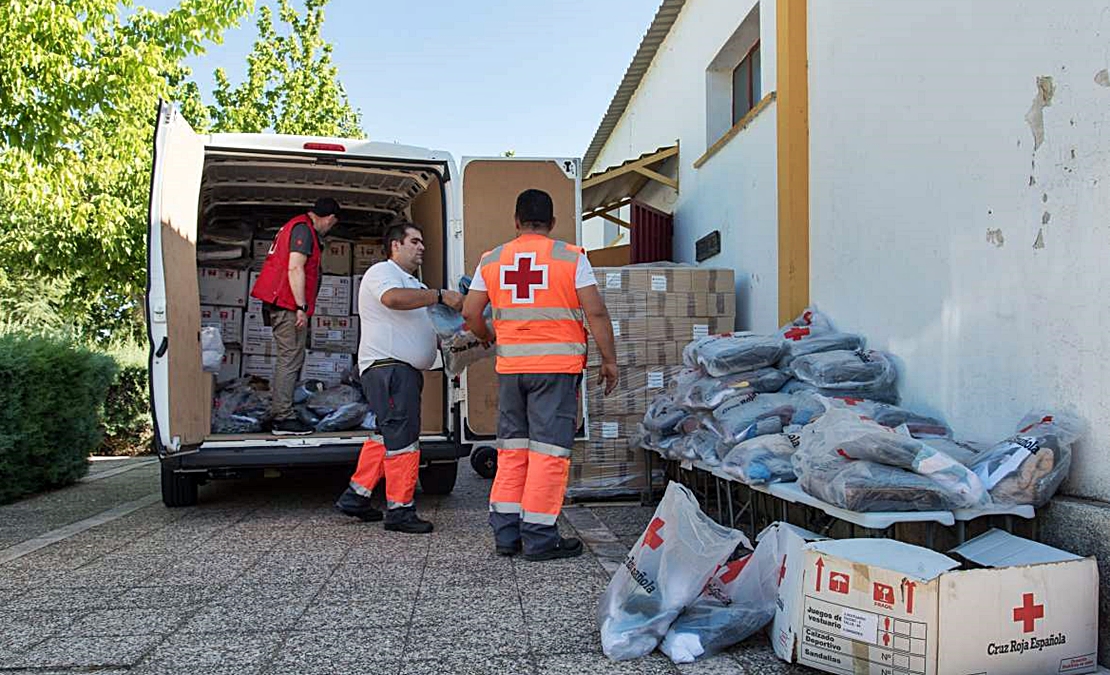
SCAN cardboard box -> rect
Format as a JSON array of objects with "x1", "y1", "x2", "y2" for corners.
[
  {"x1": 353, "y1": 241, "x2": 386, "y2": 272},
  {"x1": 200, "y1": 306, "x2": 243, "y2": 345},
  {"x1": 242, "y1": 311, "x2": 275, "y2": 356},
  {"x1": 618, "y1": 317, "x2": 733, "y2": 342},
  {"x1": 643, "y1": 341, "x2": 684, "y2": 365},
  {"x1": 310, "y1": 315, "x2": 359, "y2": 353},
  {"x1": 252, "y1": 238, "x2": 274, "y2": 260},
  {"x1": 586, "y1": 339, "x2": 648, "y2": 367},
  {"x1": 316, "y1": 275, "x2": 352, "y2": 316},
  {"x1": 198, "y1": 267, "x2": 250, "y2": 307},
  {"x1": 767, "y1": 523, "x2": 828, "y2": 663},
  {"x1": 351, "y1": 274, "x2": 364, "y2": 315},
  {"x1": 217, "y1": 348, "x2": 242, "y2": 384},
  {"x1": 692, "y1": 268, "x2": 735, "y2": 293},
  {"x1": 241, "y1": 353, "x2": 277, "y2": 381},
  {"x1": 301, "y1": 350, "x2": 353, "y2": 386},
  {"x1": 778, "y1": 530, "x2": 1098, "y2": 675},
  {"x1": 246, "y1": 271, "x2": 263, "y2": 313},
  {"x1": 587, "y1": 390, "x2": 647, "y2": 417},
  {"x1": 321, "y1": 240, "x2": 352, "y2": 276}
]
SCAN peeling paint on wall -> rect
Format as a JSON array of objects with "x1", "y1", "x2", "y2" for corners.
[
  {"x1": 1025, "y1": 76, "x2": 1055, "y2": 150},
  {"x1": 1043, "y1": 211, "x2": 1052, "y2": 225},
  {"x1": 1096, "y1": 69, "x2": 1110, "y2": 87},
  {"x1": 1033, "y1": 228, "x2": 1046, "y2": 249},
  {"x1": 986, "y1": 228, "x2": 1005, "y2": 247}
]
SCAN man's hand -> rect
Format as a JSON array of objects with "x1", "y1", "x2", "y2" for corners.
[
  {"x1": 295, "y1": 309, "x2": 307, "y2": 329},
  {"x1": 600, "y1": 361, "x2": 619, "y2": 396},
  {"x1": 441, "y1": 289, "x2": 465, "y2": 311}
]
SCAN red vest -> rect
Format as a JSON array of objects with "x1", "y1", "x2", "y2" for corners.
[{"x1": 250, "y1": 215, "x2": 322, "y2": 315}]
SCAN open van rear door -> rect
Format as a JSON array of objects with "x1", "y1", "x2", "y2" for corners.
[
  {"x1": 147, "y1": 101, "x2": 208, "y2": 453},
  {"x1": 458, "y1": 157, "x2": 586, "y2": 441}
]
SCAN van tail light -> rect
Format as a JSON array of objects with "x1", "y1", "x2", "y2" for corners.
[{"x1": 304, "y1": 142, "x2": 345, "y2": 152}]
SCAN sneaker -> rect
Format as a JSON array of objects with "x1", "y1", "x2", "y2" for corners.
[
  {"x1": 334, "y1": 503, "x2": 383, "y2": 522},
  {"x1": 495, "y1": 541, "x2": 522, "y2": 557},
  {"x1": 384, "y1": 510, "x2": 434, "y2": 534},
  {"x1": 272, "y1": 418, "x2": 313, "y2": 436},
  {"x1": 524, "y1": 537, "x2": 583, "y2": 562}
]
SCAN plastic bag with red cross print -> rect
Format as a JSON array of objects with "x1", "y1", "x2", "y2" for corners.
[
  {"x1": 778, "y1": 305, "x2": 834, "y2": 337},
  {"x1": 427, "y1": 303, "x2": 495, "y2": 378},
  {"x1": 598, "y1": 481, "x2": 747, "y2": 661},
  {"x1": 969, "y1": 410, "x2": 1085, "y2": 507},
  {"x1": 660, "y1": 525, "x2": 781, "y2": 663}
]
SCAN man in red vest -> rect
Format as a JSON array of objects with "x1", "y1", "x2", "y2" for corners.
[
  {"x1": 462, "y1": 189, "x2": 618, "y2": 561},
  {"x1": 250, "y1": 197, "x2": 341, "y2": 435}
]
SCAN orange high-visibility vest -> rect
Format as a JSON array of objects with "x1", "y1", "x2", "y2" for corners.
[{"x1": 478, "y1": 233, "x2": 587, "y2": 375}]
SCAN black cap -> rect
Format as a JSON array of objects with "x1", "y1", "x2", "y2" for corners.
[
  {"x1": 312, "y1": 197, "x2": 341, "y2": 218},
  {"x1": 515, "y1": 189, "x2": 553, "y2": 225}
]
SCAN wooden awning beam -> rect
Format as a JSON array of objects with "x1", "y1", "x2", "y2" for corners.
[
  {"x1": 583, "y1": 197, "x2": 634, "y2": 221},
  {"x1": 597, "y1": 212, "x2": 632, "y2": 229},
  {"x1": 632, "y1": 166, "x2": 678, "y2": 190},
  {"x1": 582, "y1": 145, "x2": 679, "y2": 190}
]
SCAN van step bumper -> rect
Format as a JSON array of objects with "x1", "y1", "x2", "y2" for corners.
[{"x1": 165, "y1": 440, "x2": 468, "y2": 472}]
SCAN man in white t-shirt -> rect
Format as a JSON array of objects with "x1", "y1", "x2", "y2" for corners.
[{"x1": 334, "y1": 222, "x2": 463, "y2": 534}]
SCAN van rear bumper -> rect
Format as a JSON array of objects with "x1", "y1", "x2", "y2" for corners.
[{"x1": 164, "y1": 439, "x2": 469, "y2": 473}]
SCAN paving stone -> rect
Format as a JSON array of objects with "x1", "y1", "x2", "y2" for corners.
[
  {"x1": 68, "y1": 607, "x2": 193, "y2": 636},
  {"x1": 111, "y1": 584, "x2": 220, "y2": 609},
  {"x1": 406, "y1": 617, "x2": 529, "y2": 660},
  {"x1": 411, "y1": 588, "x2": 522, "y2": 626},
  {"x1": 141, "y1": 631, "x2": 282, "y2": 671},
  {"x1": 7, "y1": 584, "x2": 126, "y2": 611},
  {"x1": 147, "y1": 553, "x2": 262, "y2": 585},
  {"x1": 674, "y1": 654, "x2": 749, "y2": 675},
  {"x1": 297, "y1": 599, "x2": 412, "y2": 630},
  {"x1": 400, "y1": 654, "x2": 537, "y2": 675},
  {"x1": 273, "y1": 627, "x2": 406, "y2": 673},
  {"x1": 216, "y1": 580, "x2": 326, "y2": 607},
  {"x1": 11, "y1": 634, "x2": 163, "y2": 669},
  {"x1": 535, "y1": 651, "x2": 678, "y2": 675},
  {"x1": 526, "y1": 613, "x2": 604, "y2": 655},
  {"x1": 180, "y1": 600, "x2": 308, "y2": 633},
  {"x1": 587, "y1": 506, "x2": 657, "y2": 537},
  {"x1": 327, "y1": 561, "x2": 425, "y2": 587}
]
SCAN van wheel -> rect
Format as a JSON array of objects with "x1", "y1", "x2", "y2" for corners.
[
  {"x1": 161, "y1": 465, "x2": 198, "y2": 507},
  {"x1": 470, "y1": 446, "x2": 497, "y2": 479},
  {"x1": 419, "y1": 462, "x2": 458, "y2": 495}
]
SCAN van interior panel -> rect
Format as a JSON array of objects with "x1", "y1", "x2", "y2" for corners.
[{"x1": 460, "y1": 159, "x2": 578, "y2": 436}]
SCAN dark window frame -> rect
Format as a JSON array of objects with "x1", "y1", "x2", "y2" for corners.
[{"x1": 731, "y1": 40, "x2": 761, "y2": 125}]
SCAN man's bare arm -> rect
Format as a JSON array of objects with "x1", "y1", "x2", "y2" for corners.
[
  {"x1": 578, "y1": 285, "x2": 619, "y2": 395},
  {"x1": 287, "y1": 252, "x2": 308, "y2": 307},
  {"x1": 462, "y1": 290, "x2": 493, "y2": 341}
]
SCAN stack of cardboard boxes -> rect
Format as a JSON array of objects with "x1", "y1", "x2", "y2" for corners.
[
  {"x1": 198, "y1": 235, "x2": 387, "y2": 387},
  {"x1": 569, "y1": 265, "x2": 736, "y2": 499}
]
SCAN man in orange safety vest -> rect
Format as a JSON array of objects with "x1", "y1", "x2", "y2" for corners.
[{"x1": 462, "y1": 188, "x2": 618, "y2": 561}]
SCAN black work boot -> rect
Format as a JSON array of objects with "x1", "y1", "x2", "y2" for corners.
[
  {"x1": 384, "y1": 508, "x2": 434, "y2": 534},
  {"x1": 334, "y1": 489, "x2": 383, "y2": 522},
  {"x1": 524, "y1": 537, "x2": 583, "y2": 562},
  {"x1": 496, "y1": 541, "x2": 523, "y2": 557}
]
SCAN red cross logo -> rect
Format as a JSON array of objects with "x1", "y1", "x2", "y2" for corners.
[
  {"x1": 838, "y1": 397, "x2": 864, "y2": 406},
  {"x1": 643, "y1": 518, "x2": 665, "y2": 550},
  {"x1": 784, "y1": 327, "x2": 810, "y2": 341},
  {"x1": 501, "y1": 253, "x2": 548, "y2": 303},
  {"x1": 719, "y1": 556, "x2": 751, "y2": 584},
  {"x1": 1013, "y1": 593, "x2": 1045, "y2": 633}
]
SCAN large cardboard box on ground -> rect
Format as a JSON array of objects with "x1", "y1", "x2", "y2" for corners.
[
  {"x1": 301, "y1": 350, "x2": 353, "y2": 386},
  {"x1": 200, "y1": 306, "x2": 243, "y2": 345},
  {"x1": 777, "y1": 530, "x2": 1098, "y2": 675},
  {"x1": 241, "y1": 311, "x2": 275, "y2": 356},
  {"x1": 198, "y1": 267, "x2": 250, "y2": 307},
  {"x1": 217, "y1": 348, "x2": 241, "y2": 384},
  {"x1": 316, "y1": 275, "x2": 352, "y2": 317},
  {"x1": 309, "y1": 315, "x2": 358, "y2": 353},
  {"x1": 321, "y1": 240, "x2": 352, "y2": 276},
  {"x1": 241, "y1": 353, "x2": 277, "y2": 381}
]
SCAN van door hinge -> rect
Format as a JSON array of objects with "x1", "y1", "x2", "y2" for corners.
[{"x1": 151, "y1": 300, "x2": 167, "y2": 324}]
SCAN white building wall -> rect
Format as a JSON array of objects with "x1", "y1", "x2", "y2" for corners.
[
  {"x1": 809, "y1": 1, "x2": 1110, "y2": 501},
  {"x1": 585, "y1": 0, "x2": 781, "y2": 332}
]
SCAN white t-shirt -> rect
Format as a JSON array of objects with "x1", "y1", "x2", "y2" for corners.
[
  {"x1": 358, "y1": 260, "x2": 438, "y2": 373},
  {"x1": 469, "y1": 249, "x2": 598, "y2": 292}
]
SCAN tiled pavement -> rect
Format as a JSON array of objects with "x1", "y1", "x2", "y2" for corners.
[{"x1": 0, "y1": 457, "x2": 815, "y2": 674}]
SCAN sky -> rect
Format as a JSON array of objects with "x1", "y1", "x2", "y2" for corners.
[{"x1": 144, "y1": 0, "x2": 661, "y2": 164}]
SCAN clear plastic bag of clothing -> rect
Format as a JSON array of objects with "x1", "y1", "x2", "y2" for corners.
[
  {"x1": 791, "y1": 349, "x2": 899, "y2": 404},
  {"x1": 682, "y1": 334, "x2": 787, "y2": 377},
  {"x1": 681, "y1": 427, "x2": 727, "y2": 466},
  {"x1": 599, "y1": 482, "x2": 747, "y2": 661},
  {"x1": 642, "y1": 394, "x2": 689, "y2": 435},
  {"x1": 316, "y1": 402, "x2": 370, "y2": 432},
  {"x1": 660, "y1": 528, "x2": 780, "y2": 663},
  {"x1": 825, "y1": 396, "x2": 950, "y2": 438},
  {"x1": 211, "y1": 381, "x2": 271, "y2": 433},
  {"x1": 427, "y1": 303, "x2": 495, "y2": 378},
  {"x1": 710, "y1": 392, "x2": 824, "y2": 447},
  {"x1": 200, "y1": 326, "x2": 225, "y2": 373},
  {"x1": 306, "y1": 384, "x2": 364, "y2": 415},
  {"x1": 779, "y1": 332, "x2": 865, "y2": 371},
  {"x1": 720, "y1": 433, "x2": 799, "y2": 485},
  {"x1": 793, "y1": 408, "x2": 989, "y2": 510},
  {"x1": 360, "y1": 410, "x2": 378, "y2": 431},
  {"x1": 969, "y1": 411, "x2": 1084, "y2": 507},
  {"x1": 778, "y1": 306, "x2": 834, "y2": 336},
  {"x1": 293, "y1": 379, "x2": 326, "y2": 405},
  {"x1": 676, "y1": 369, "x2": 790, "y2": 411}
]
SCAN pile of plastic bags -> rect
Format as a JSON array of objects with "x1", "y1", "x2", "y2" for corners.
[
  {"x1": 428, "y1": 303, "x2": 495, "y2": 378},
  {"x1": 599, "y1": 482, "x2": 782, "y2": 663},
  {"x1": 212, "y1": 378, "x2": 377, "y2": 434}
]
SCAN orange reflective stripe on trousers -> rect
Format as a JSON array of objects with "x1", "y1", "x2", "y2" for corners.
[
  {"x1": 489, "y1": 441, "x2": 528, "y2": 514},
  {"x1": 349, "y1": 437, "x2": 420, "y2": 509},
  {"x1": 520, "y1": 450, "x2": 570, "y2": 525}
]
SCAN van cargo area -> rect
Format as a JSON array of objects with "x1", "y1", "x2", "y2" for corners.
[{"x1": 148, "y1": 103, "x2": 583, "y2": 507}]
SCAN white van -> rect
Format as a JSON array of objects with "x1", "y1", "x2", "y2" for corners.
[{"x1": 147, "y1": 101, "x2": 585, "y2": 506}]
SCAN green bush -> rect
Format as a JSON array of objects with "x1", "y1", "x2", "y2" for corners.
[
  {"x1": 0, "y1": 333, "x2": 117, "y2": 504},
  {"x1": 99, "y1": 343, "x2": 152, "y2": 456}
]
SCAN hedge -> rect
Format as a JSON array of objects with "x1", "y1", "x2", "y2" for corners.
[
  {"x1": 99, "y1": 359, "x2": 152, "y2": 457},
  {"x1": 0, "y1": 334, "x2": 117, "y2": 504}
]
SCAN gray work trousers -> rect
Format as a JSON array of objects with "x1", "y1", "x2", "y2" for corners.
[{"x1": 268, "y1": 307, "x2": 307, "y2": 421}]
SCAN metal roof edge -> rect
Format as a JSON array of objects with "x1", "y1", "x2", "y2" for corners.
[{"x1": 582, "y1": 0, "x2": 687, "y2": 176}]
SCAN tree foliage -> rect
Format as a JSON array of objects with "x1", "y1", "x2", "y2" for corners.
[
  {"x1": 0, "y1": 0, "x2": 362, "y2": 341},
  {"x1": 197, "y1": 0, "x2": 363, "y2": 138}
]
